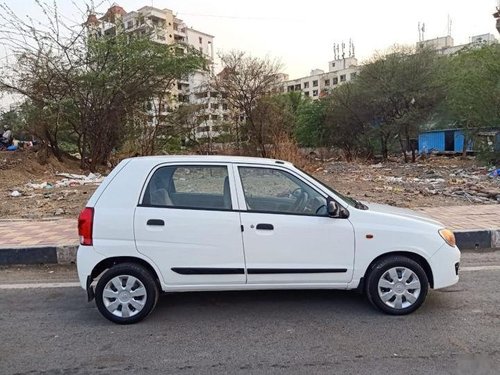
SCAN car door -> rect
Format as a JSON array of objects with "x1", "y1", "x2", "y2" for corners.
[
  {"x1": 234, "y1": 165, "x2": 355, "y2": 285},
  {"x1": 134, "y1": 163, "x2": 246, "y2": 286}
]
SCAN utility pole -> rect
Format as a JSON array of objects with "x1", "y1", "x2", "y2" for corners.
[{"x1": 494, "y1": 1, "x2": 500, "y2": 34}]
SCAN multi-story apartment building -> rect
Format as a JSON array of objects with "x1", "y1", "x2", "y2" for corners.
[
  {"x1": 87, "y1": 4, "x2": 221, "y2": 141},
  {"x1": 283, "y1": 32, "x2": 497, "y2": 101},
  {"x1": 282, "y1": 56, "x2": 360, "y2": 100},
  {"x1": 416, "y1": 33, "x2": 498, "y2": 55}
]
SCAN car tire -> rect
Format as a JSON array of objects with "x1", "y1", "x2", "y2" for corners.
[
  {"x1": 366, "y1": 256, "x2": 428, "y2": 315},
  {"x1": 95, "y1": 263, "x2": 159, "y2": 324}
]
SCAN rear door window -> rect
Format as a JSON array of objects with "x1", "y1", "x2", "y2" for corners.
[{"x1": 143, "y1": 165, "x2": 232, "y2": 210}]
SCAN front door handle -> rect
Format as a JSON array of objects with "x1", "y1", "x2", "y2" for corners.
[
  {"x1": 147, "y1": 219, "x2": 165, "y2": 226},
  {"x1": 256, "y1": 223, "x2": 274, "y2": 230}
]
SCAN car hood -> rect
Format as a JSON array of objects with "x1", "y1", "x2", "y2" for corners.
[{"x1": 361, "y1": 202, "x2": 444, "y2": 227}]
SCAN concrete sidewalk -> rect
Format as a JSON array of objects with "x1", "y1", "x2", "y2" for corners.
[{"x1": 0, "y1": 205, "x2": 499, "y2": 265}]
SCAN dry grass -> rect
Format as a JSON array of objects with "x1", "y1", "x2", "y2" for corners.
[{"x1": 268, "y1": 133, "x2": 309, "y2": 169}]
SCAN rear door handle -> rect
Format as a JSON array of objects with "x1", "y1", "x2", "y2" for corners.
[
  {"x1": 147, "y1": 219, "x2": 165, "y2": 226},
  {"x1": 256, "y1": 223, "x2": 274, "y2": 230}
]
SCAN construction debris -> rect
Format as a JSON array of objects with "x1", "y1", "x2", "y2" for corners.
[
  {"x1": 2, "y1": 151, "x2": 498, "y2": 219},
  {"x1": 319, "y1": 158, "x2": 500, "y2": 208},
  {"x1": 25, "y1": 172, "x2": 104, "y2": 190}
]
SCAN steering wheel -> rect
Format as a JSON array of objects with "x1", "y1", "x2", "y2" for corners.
[
  {"x1": 291, "y1": 190, "x2": 309, "y2": 212},
  {"x1": 290, "y1": 187, "x2": 303, "y2": 198},
  {"x1": 315, "y1": 204, "x2": 327, "y2": 215}
]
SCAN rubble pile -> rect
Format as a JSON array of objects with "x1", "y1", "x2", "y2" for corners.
[
  {"x1": 2, "y1": 155, "x2": 499, "y2": 219},
  {"x1": 318, "y1": 158, "x2": 500, "y2": 207},
  {"x1": 5, "y1": 172, "x2": 102, "y2": 218},
  {"x1": 25, "y1": 172, "x2": 104, "y2": 190}
]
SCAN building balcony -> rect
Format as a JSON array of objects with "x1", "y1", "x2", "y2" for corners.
[{"x1": 173, "y1": 27, "x2": 187, "y2": 36}]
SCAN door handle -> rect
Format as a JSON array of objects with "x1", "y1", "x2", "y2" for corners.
[
  {"x1": 256, "y1": 223, "x2": 274, "y2": 230},
  {"x1": 147, "y1": 219, "x2": 165, "y2": 226}
]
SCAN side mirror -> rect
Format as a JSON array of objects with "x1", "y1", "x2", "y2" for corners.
[
  {"x1": 327, "y1": 200, "x2": 339, "y2": 217},
  {"x1": 327, "y1": 200, "x2": 349, "y2": 218}
]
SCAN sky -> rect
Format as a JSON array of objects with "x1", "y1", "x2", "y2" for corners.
[{"x1": 1, "y1": 0, "x2": 499, "y2": 109}]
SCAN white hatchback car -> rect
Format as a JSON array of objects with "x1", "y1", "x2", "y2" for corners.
[{"x1": 77, "y1": 156, "x2": 460, "y2": 324}]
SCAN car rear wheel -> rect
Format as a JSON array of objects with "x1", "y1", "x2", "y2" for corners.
[
  {"x1": 95, "y1": 263, "x2": 159, "y2": 324},
  {"x1": 366, "y1": 256, "x2": 428, "y2": 315}
]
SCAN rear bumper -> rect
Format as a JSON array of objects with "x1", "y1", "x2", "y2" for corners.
[
  {"x1": 76, "y1": 245, "x2": 105, "y2": 290},
  {"x1": 430, "y1": 243, "x2": 461, "y2": 289}
]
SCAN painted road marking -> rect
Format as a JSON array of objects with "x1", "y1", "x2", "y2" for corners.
[
  {"x1": 0, "y1": 282, "x2": 81, "y2": 289},
  {"x1": 460, "y1": 265, "x2": 500, "y2": 272},
  {"x1": 0, "y1": 265, "x2": 499, "y2": 289}
]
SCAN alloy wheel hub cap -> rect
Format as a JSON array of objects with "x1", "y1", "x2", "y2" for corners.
[
  {"x1": 377, "y1": 267, "x2": 421, "y2": 309},
  {"x1": 102, "y1": 275, "x2": 147, "y2": 318}
]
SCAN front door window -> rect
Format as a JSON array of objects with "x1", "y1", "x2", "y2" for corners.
[{"x1": 238, "y1": 167, "x2": 327, "y2": 216}]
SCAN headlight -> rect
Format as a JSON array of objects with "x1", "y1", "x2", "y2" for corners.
[{"x1": 439, "y1": 228, "x2": 456, "y2": 247}]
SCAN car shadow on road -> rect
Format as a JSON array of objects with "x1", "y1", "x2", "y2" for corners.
[{"x1": 152, "y1": 289, "x2": 373, "y2": 318}]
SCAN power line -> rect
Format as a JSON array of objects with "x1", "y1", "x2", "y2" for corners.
[{"x1": 177, "y1": 12, "x2": 296, "y2": 22}]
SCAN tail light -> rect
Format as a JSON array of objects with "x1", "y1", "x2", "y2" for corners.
[{"x1": 78, "y1": 207, "x2": 94, "y2": 246}]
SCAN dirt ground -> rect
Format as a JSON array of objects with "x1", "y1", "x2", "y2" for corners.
[{"x1": 0, "y1": 150, "x2": 499, "y2": 219}]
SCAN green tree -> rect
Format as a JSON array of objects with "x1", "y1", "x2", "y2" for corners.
[
  {"x1": 438, "y1": 44, "x2": 500, "y2": 156},
  {"x1": 356, "y1": 46, "x2": 443, "y2": 161},
  {"x1": 295, "y1": 98, "x2": 328, "y2": 147},
  {"x1": 0, "y1": 1, "x2": 205, "y2": 169}
]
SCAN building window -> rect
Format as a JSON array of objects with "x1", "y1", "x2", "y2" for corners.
[
  {"x1": 313, "y1": 90, "x2": 318, "y2": 96},
  {"x1": 333, "y1": 77, "x2": 339, "y2": 85},
  {"x1": 313, "y1": 80, "x2": 318, "y2": 87},
  {"x1": 304, "y1": 91, "x2": 310, "y2": 97},
  {"x1": 294, "y1": 84, "x2": 301, "y2": 90},
  {"x1": 199, "y1": 37, "x2": 203, "y2": 44},
  {"x1": 222, "y1": 103, "x2": 228, "y2": 110},
  {"x1": 350, "y1": 72, "x2": 357, "y2": 80},
  {"x1": 332, "y1": 62, "x2": 336, "y2": 67},
  {"x1": 223, "y1": 114, "x2": 229, "y2": 121},
  {"x1": 197, "y1": 126, "x2": 211, "y2": 133},
  {"x1": 211, "y1": 114, "x2": 219, "y2": 121},
  {"x1": 304, "y1": 82, "x2": 310, "y2": 88},
  {"x1": 340, "y1": 74, "x2": 346, "y2": 82},
  {"x1": 287, "y1": 85, "x2": 294, "y2": 92},
  {"x1": 324, "y1": 79, "x2": 330, "y2": 86}
]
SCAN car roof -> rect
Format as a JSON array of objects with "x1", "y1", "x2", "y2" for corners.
[{"x1": 125, "y1": 155, "x2": 294, "y2": 167}]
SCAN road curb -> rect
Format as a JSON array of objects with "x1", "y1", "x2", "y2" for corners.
[
  {"x1": 454, "y1": 229, "x2": 499, "y2": 250},
  {"x1": 0, "y1": 245, "x2": 78, "y2": 266},
  {"x1": 0, "y1": 229, "x2": 498, "y2": 265}
]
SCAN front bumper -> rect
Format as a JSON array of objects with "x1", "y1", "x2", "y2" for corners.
[
  {"x1": 430, "y1": 243, "x2": 461, "y2": 289},
  {"x1": 76, "y1": 245, "x2": 105, "y2": 290}
]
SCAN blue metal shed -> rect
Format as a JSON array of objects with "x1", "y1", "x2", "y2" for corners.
[{"x1": 418, "y1": 129, "x2": 473, "y2": 154}]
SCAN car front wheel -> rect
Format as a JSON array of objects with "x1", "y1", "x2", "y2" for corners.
[
  {"x1": 95, "y1": 263, "x2": 159, "y2": 324},
  {"x1": 366, "y1": 256, "x2": 429, "y2": 315}
]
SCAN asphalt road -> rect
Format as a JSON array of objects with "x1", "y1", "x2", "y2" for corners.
[{"x1": 1, "y1": 251, "x2": 499, "y2": 375}]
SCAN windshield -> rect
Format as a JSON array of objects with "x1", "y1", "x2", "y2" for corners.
[{"x1": 297, "y1": 167, "x2": 367, "y2": 209}]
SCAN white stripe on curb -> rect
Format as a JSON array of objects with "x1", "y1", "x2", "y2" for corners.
[{"x1": 0, "y1": 282, "x2": 81, "y2": 290}]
